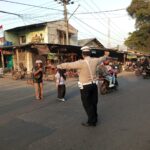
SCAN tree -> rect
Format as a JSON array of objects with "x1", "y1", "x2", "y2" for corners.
[{"x1": 125, "y1": 0, "x2": 150, "y2": 53}]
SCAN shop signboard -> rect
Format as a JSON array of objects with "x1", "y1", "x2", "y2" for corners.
[
  {"x1": 47, "y1": 53, "x2": 58, "y2": 60},
  {"x1": 35, "y1": 44, "x2": 49, "y2": 55}
]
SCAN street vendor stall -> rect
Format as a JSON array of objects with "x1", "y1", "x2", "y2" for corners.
[{"x1": 46, "y1": 44, "x2": 81, "y2": 79}]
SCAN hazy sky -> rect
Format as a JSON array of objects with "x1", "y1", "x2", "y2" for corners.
[{"x1": 0, "y1": 0, "x2": 135, "y2": 48}]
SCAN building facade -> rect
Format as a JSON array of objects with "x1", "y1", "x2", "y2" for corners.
[
  {"x1": 4, "y1": 20, "x2": 78, "y2": 46},
  {"x1": 78, "y1": 38, "x2": 105, "y2": 49},
  {"x1": 1, "y1": 20, "x2": 78, "y2": 71}
]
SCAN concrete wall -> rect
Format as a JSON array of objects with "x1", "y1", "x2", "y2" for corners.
[
  {"x1": 5, "y1": 26, "x2": 47, "y2": 45},
  {"x1": 5, "y1": 31, "x2": 19, "y2": 45},
  {"x1": 70, "y1": 34, "x2": 78, "y2": 46},
  {"x1": 13, "y1": 49, "x2": 33, "y2": 72},
  {"x1": 26, "y1": 27, "x2": 47, "y2": 43},
  {"x1": 26, "y1": 51, "x2": 33, "y2": 72},
  {"x1": 47, "y1": 21, "x2": 78, "y2": 45},
  {"x1": 4, "y1": 21, "x2": 78, "y2": 46}
]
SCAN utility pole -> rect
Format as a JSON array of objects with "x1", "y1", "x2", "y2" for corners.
[
  {"x1": 54, "y1": 0, "x2": 74, "y2": 45},
  {"x1": 64, "y1": 1, "x2": 69, "y2": 45},
  {"x1": 107, "y1": 17, "x2": 111, "y2": 48},
  {"x1": 0, "y1": 25, "x2": 5, "y2": 69}
]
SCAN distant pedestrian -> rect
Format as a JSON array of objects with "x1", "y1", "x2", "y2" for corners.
[
  {"x1": 33, "y1": 60, "x2": 44, "y2": 100},
  {"x1": 55, "y1": 69, "x2": 66, "y2": 102},
  {"x1": 57, "y1": 46, "x2": 109, "y2": 127}
]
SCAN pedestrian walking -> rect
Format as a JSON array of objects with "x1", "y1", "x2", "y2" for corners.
[
  {"x1": 55, "y1": 69, "x2": 66, "y2": 102},
  {"x1": 33, "y1": 60, "x2": 44, "y2": 100},
  {"x1": 57, "y1": 46, "x2": 109, "y2": 127}
]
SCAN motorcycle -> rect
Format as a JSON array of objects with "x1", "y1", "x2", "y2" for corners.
[
  {"x1": 12, "y1": 63, "x2": 27, "y2": 80},
  {"x1": 113, "y1": 64, "x2": 122, "y2": 73},
  {"x1": 12, "y1": 69, "x2": 27, "y2": 80},
  {"x1": 124, "y1": 65, "x2": 135, "y2": 72},
  {"x1": 142, "y1": 67, "x2": 150, "y2": 79},
  {"x1": 135, "y1": 66, "x2": 143, "y2": 76},
  {"x1": 99, "y1": 74, "x2": 118, "y2": 95}
]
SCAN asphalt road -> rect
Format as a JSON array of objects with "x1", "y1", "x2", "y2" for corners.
[{"x1": 0, "y1": 72, "x2": 150, "y2": 150}]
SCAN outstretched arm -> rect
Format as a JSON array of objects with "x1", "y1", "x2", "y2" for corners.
[
  {"x1": 57, "y1": 61, "x2": 81, "y2": 70},
  {"x1": 98, "y1": 51, "x2": 110, "y2": 63}
]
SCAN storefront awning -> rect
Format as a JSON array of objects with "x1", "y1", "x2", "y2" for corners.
[
  {"x1": 47, "y1": 53, "x2": 58, "y2": 60},
  {"x1": 127, "y1": 53, "x2": 137, "y2": 59}
]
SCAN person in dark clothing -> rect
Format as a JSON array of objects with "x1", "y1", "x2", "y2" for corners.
[
  {"x1": 142, "y1": 57, "x2": 149, "y2": 70},
  {"x1": 55, "y1": 69, "x2": 66, "y2": 102}
]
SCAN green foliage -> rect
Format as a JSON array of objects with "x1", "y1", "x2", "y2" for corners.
[
  {"x1": 127, "y1": 0, "x2": 150, "y2": 27},
  {"x1": 125, "y1": 0, "x2": 150, "y2": 53}
]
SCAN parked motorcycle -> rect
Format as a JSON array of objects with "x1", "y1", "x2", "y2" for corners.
[
  {"x1": 12, "y1": 63, "x2": 27, "y2": 80},
  {"x1": 124, "y1": 65, "x2": 135, "y2": 72},
  {"x1": 142, "y1": 67, "x2": 150, "y2": 79}
]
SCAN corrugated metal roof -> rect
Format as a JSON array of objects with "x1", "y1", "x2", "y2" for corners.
[{"x1": 78, "y1": 38, "x2": 104, "y2": 48}]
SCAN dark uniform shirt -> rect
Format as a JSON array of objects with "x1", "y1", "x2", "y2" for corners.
[{"x1": 33, "y1": 67, "x2": 43, "y2": 83}]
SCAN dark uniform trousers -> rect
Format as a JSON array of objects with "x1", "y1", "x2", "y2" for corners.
[{"x1": 80, "y1": 83, "x2": 98, "y2": 124}]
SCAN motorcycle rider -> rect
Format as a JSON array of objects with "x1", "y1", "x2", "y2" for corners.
[
  {"x1": 141, "y1": 57, "x2": 150, "y2": 77},
  {"x1": 99, "y1": 60, "x2": 115, "y2": 88},
  {"x1": 142, "y1": 57, "x2": 149, "y2": 69}
]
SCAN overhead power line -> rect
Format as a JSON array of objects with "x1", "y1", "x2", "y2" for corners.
[
  {"x1": 54, "y1": 0, "x2": 75, "y2": 45},
  {"x1": 68, "y1": 4, "x2": 80, "y2": 20},
  {"x1": 73, "y1": 16, "x2": 123, "y2": 43},
  {"x1": 90, "y1": 0, "x2": 124, "y2": 36},
  {"x1": 0, "y1": 0, "x2": 63, "y2": 12},
  {"x1": 76, "y1": 8, "x2": 126, "y2": 14},
  {"x1": 81, "y1": 1, "x2": 125, "y2": 46},
  {"x1": 89, "y1": 0, "x2": 126, "y2": 43},
  {"x1": 0, "y1": 10, "x2": 21, "y2": 17},
  {"x1": 0, "y1": 0, "x2": 62, "y2": 22},
  {"x1": 0, "y1": 0, "x2": 126, "y2": 14}
]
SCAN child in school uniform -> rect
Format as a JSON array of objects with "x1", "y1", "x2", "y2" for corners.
[{"x1": 55, "y1": 69, "x2": 66, "y2": 102}]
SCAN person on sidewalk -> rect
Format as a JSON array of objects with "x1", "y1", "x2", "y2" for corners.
[
  {"x1": 55, "y1": 69, "x2": 66, "y2": 102},
  {"x1": 57, "y1": 46, "x2": 109, "y2": 127},
  {"x1": 33, "y1": 60, "x2": 44, "y2": 100}
]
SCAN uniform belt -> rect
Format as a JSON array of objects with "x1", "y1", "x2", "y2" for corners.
[{"x1": 82, "y1": 81, "x2": 96, "y2": 86}]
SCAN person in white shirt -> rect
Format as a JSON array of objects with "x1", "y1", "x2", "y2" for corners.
[{"x1": 55, "y1": 69, "x2": 66, "y2": 102}]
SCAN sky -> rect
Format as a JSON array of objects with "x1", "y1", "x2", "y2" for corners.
[{"x1": 0, "y1": 0, "x2": 136, "y2": 48}]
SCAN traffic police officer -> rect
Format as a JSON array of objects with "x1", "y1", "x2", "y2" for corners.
[{"x1": 57, "y1": 46, "x2": 109, "y2": 127}]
